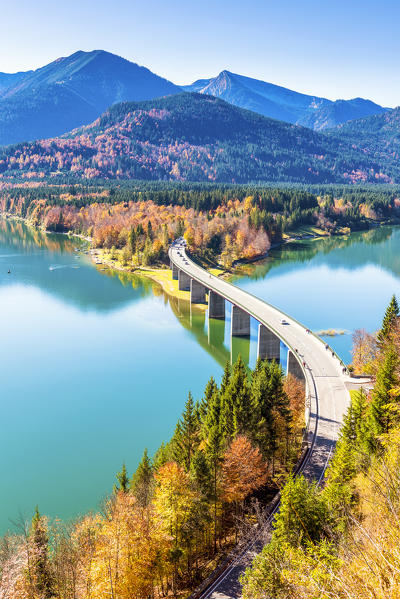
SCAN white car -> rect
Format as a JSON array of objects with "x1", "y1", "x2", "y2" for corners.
[{"x1": 280, "y1": 319, "x2": 288, "y2": 325}]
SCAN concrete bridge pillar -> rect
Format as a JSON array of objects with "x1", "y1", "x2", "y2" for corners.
[
  {"x1": 190, "y1": 279, "x2": 206, "y2": 304},
  {"x1": 287, "y1": 350, "x2": 306, "y2": 383},
  {"x1": 209, "y1": 291, "x2": 225, "y2": 319},
  {"x1": 171, "y1": 261, "x2": 179, "y2": 280},
  {"x1": 257, "y1": 324, "x2": 280, "y2": 362},
  {"x1": 231, "y1": 305, "x2": 250, "y2": 337},
  {"x1": 178, "y1": 269, "x2": 191, "y2": 291}
]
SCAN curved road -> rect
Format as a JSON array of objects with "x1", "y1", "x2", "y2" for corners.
[{"x1": 169, "y1": 244, "x2": 356, "y2": 599}]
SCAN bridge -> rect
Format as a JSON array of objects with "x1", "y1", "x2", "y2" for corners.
[{"x1": 169, "y1": 241, "x2": 362, "y2": 599}]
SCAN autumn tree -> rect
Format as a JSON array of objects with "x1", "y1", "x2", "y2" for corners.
[
  {"x1": 351, "y1": 328, "x2": 378, "y2": 374},
  {"x1": 221, "y1": 435, "x2": 268, "y2": 505}
]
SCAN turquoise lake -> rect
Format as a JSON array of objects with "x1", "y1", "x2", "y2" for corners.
[{"x1": 1, "y1": 219, "x2": 400, "y2": 533}]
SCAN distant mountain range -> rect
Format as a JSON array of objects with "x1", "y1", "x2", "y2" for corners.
[
  {"x1": 0, "y1": 50, "x2": 181, "y2": 145},
  {"x1": 1, "y1": 93, "x2": 398, "y2": 184},
  {"x1": 183, "y1": 70, "x2": 388, "y2": 131},
  {"x1": 0, "y1": 50, "x2": 393, "y2": 147}
]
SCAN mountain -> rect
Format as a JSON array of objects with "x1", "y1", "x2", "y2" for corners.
[
  {"x1": 332, "y1": 107, "x2": 400, "y2": 160},
  {"x1": 0, "y1": 93, "x2": 396, "y2": 184},
  {"x1": 183, "y1": 71, "x2": 387, "y2": 130},
  {"x1": 0, "y1": 50, "x2": 181, "y2": 145},
  {"x1": 0, "y1": 71, "x2": 30, "y2": 96}
]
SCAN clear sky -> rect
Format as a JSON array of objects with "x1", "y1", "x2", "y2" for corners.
[{"x1": 1, "y1": 0, "x2": 399, "y2": 107}]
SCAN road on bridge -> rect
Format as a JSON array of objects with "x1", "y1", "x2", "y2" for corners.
[{"x1": 169, "y1": 244, "x2": 363, "y2": 599}]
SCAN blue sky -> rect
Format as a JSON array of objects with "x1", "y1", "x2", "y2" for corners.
[{"x1": 2, "y1": 0, "x2": 399, "y2": 106}]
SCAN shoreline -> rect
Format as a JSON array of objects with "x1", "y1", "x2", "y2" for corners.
[{"x1": 3, "y1": 212, "x2": 399, "y2": 303}]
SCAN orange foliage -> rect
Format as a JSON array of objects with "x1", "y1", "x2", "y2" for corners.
[{"x1": 221, "y1": 435, "x2": 269, "y2": 504}]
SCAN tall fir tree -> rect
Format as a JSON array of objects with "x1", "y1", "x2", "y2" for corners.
[
  {"x1": 203, "y1": 389, "x2": 223, "y2": 552},
  {"x1": 220, "y1": 361, "x2": 231, "y2": 396},
  {"x1": 114, "y1": 463, "x2": 129, "y2": 493},
  {"x1": 377, "y1": 294, "x2": 399, "y2": 348},
  {"x1": 131, "y1": 449, "x2": 154, "y2": 507},
  {"x1": 367, "y1": 343, "x2": 399, "y2": 448},
  {"x1": 198, "y1": 376, "x2": 218, "y2": 424},
  {"x1": 172, "y1": 392, "x2": 199, "y2": 471},
  {"x1": 251, "y1": 360, "x2": 290, "y2": 471},
  {"x1": 29, "y1": 507, "x2": 53, "y2": 598},
  {"x1": 220, "y1": 355, "x2": 250, "y2": 441}
]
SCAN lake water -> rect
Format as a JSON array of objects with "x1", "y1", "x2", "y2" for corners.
[{"x1": 1, "y1": 219, "x2": 400, "y2": 533}]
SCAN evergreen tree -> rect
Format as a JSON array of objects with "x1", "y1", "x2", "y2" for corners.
[
  {"x1": 377, "y1": 295, "x2": 399, "y2": 348},
  {"x1": 190, "y1": 449, "x2": 212, "y2": 499},
  {"x1": 367, "y1": 343, "x2": 399, "y2": 448},
  {"x1": 153, "y1": 441, "x2": 171, "y2": 470},
  {"x1": 115, "y1": 463, "x2": 129, "y2": 493},
  {"x1": 172, "y1": 392, "x2": 199, "y2": 471},
  {"x1": 198, "y1": 376, "x2": 218, "y2": 423},
  {"x1": 131, "y1": 449, "x2": 154, "y2": 507},
  {"x1": 203, "y1": 389, "x2": 223, "y2": 552},
  {"x1": 325, "y1": 388, "x2": 368, "y2": 500},
  {"x1": 251, "y1": 360, "x2": 290, "y2": 470},
  {"x1": 220, "y1": 361, "x2": 231, "y2": 396},
  {"x1": 220, "y1": 355, "x2": 250, "y2": 441},
  {"x1": 128, "y1": 226, "x2": 136, "y2": 254},
  {"x1": 273, "y1": 475, "x2": 330, "y2": 547},
  {"x1": 29, "y1": 506, "x2": 53, "y2": 598}
]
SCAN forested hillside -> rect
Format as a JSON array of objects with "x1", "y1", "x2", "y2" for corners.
[
  {"x1": 0, "y1": 93, "x2": 397, "y2": 184},
  {"x1": 242, "y1": 296, "x2": 400, "y2": 598},
  {"x1": 332, "y1": 106, "x2": 400, "y2": 161}
]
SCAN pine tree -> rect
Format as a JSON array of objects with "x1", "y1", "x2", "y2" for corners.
[
  {"x1": 115, "y1": 463, "x2": 129, "y2": 493},
  {"x1": 367, "y1": 343, "x2": 399, "y2": 448},
  {"x1": 326, "y1": 388, "x2": 368, "y2": 488},
  {"x1": 172, "y1": 392, "x2": 199, "y2": 471},
  {"x1": 153, "y1": 441, "x2": 171, "y2": 470},
  {"x1": 198, "y1": 376, "x2": 218, "y2": 423},
  {"x1": 29, "y1": 506, "x2": 53, "y2": 598},
  {"x1": 128, "y1": 227, "x2": 136, "y2": 254},
  {"x1": 203, "y1": 389, "x2": 223, "y2": 552},
  {"x1": 251, "y1": 360, "x2": 290, "y2": 471},
  {"x1": 190, "y1": 449, "x2": 212, "y2": 499},
  {"x1": 220, "y1": 355, "x2": 250, "y2": 441},
  {"x1": 273, "y1": 475, "x2": 330, "y2": 547},
  {"x1": 131, "y1": 449, "x2": 154, "y2": 507},
  {"x1": 220, "y1": 360, "x2": 231, "y2": 396},
  {"x1": 377, "y1": 295, "x2": 399, "y2": 348}
]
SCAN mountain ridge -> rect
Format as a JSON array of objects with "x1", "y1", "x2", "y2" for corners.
[
  {"x1": 0, "y1": 93, "x2": 397, "y2": 185},
  {"x1": 183, "y1": 70, "x2": 388, "y2": 130},
  {"x1": 0, "y1": 50, "x2": 181, "y2": 145}
]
